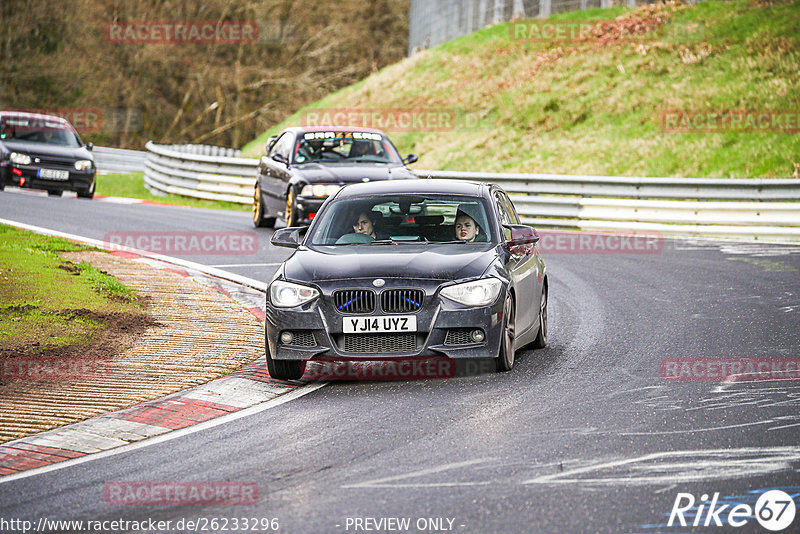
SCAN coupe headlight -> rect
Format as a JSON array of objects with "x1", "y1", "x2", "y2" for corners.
[
  {"x1": 440, "y1": 278, "x2": 503, "y2": 307},
  {"x1": 10, "y1": 152, "x2": 31, "y2": 165},
  {"x1": 74, "y1": 159, "x2": 93, "y2": 171},
  {"x1": 269, "y1": 280, "x2": 319, "y2": 308},
  {"x1": 301, "y1": 183, "x2": 341, "y2": 197}
]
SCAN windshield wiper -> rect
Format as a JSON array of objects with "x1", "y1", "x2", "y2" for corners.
[{"x1": 367, "y1": 239, "x2": 398, "y2": 245}]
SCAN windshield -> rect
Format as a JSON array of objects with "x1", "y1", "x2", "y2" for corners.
[
  {"x1": 308, "y1": 194, "x2": 494, "y2": 246},
  {"x1": 0, "y1": 116, "x2": 82, "y2": 147},
  {"x1": 294, "y1": 131, "x2": 401, "y2": 164}
]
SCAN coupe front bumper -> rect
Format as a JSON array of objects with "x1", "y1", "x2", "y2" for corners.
[
  {"x1": 1, "y1": 163, "x2": 94, "y2": 193},
  {"x1": 294, "y1": 195, "x2": 326, "y2": 225}
]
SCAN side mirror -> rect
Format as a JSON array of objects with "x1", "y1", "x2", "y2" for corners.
[
  {"x1": 503, "y1": 224, "x2": 539, "y2": 254},
  {"x1": 403, "y1": 153, "x2": 418, "y2": 165},
  {"x1": 271, "y1": 227, "x2": 304, "y2": 248},
  {"x1": 272, "y1": 153, "x2": 287, "y2": 164},
  {"x1": 86, "y1": 142, "x2": 94, "y2": 151},
  {"x1": 266, "y1": 136, "x2": 277, "y2": 153}
]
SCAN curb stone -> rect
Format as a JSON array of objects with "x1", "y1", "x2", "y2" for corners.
[{"x1": 0, "y1": 248, "x2": 300, "y2": 477}]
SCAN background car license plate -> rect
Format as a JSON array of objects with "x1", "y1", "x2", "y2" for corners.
[
  {"x1": 343, "y1": 315, "x2": 417, "y2": 334},
  {"x1": 37, "y1": 168, "x2": 69, "y2": 181}
]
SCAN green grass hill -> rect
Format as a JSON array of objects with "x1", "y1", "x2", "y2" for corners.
[{"x1": 242, "y1": 0, "x2": 800, "y2": 178}]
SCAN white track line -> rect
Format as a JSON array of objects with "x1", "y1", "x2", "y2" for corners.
[
  {"x1": 0, "y1": 383, "x2": 327, "y2": 485},
  {"x1": 0, "y1": 217, "x2": 268, "y2": 291}
]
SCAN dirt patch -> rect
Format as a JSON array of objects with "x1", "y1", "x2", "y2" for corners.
[
  {"x1": 0, "y1": 251, "x2": 264, "y2": 443},
  {"x1": 0, "y1": 307, "x2": 157, "y2": 361},
  {"x1": 57, "y1": 263, "x2": 81, "y2": 275}
]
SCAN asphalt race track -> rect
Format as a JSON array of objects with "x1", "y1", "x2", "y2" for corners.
[{"x1": 1, "y1": 190, "x2": 799, "y2": 533}]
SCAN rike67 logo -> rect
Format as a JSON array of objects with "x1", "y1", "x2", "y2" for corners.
[{"x1": 668, "y1": 490, "x2": 796, "y2": 531}]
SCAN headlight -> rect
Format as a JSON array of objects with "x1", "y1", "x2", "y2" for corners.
[
  {"x1": 74, "y1": 160, "x2": 93, "y2": 171},
  {"x1": 269, "y1": 280, "x2": 319, "y2": 308},
  {"x1": 301, "y1": 183, "x2": 341, "y2": 197},
  {"x1": 440, "y1": 278, "x2": 503, "y2": 307},
  {"x1": 10, "y1": 152, "x2": 31, "y2": 165}
]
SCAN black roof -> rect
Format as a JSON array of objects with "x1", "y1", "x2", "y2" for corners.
[
  {"x1": 335, "y1": 178, "x2": 489, "y2": 199},
  {"x1": 281, "y1": 125, "x2": 389, "y2": 136},
  {"x1": 0, "y1": 110, "x2": 70, "y2": 124}
]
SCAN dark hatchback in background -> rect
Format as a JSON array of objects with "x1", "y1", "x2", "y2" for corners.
[
  {"x1": 265, "y1": 179, "x2": 548, "y2": 380},
  {"x1": 253, "y1": 126, "x2": 418, "y2": 228},
  {"x1": 0, "y1": 111, "x2": 96, "y2": 198}
]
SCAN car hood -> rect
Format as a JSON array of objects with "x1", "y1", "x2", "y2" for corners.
[
  {"x1": 293, "y1": 163, "x2": 417, "y2": 184},
  {"x1": 1, "y1": 140, "x2": 92, "y2": 160},
  {"x1": 284, "y1": 244, "x2": 497, "y2": 283}
]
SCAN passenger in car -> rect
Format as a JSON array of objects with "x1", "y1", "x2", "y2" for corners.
[
  {"x1": 352, "y1": 210, "x2": 386, "y2": 239},
  {"x1": 454, "y1": 208, "x2": 486, "y2": 242},
  {"x1": 349, "y1": 141, "x2": 371, "y2": 159}
]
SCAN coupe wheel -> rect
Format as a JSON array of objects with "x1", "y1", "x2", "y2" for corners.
[
  {"x1": 77, "y1": 180, "x2": 95, "y2": 199},
  {"x1": 253, "y1": 186, "x2": 275, "y2": 228},
  {"x1": 266, "y1": 347, "x2": 306, "y2": 380},
  {"x1": 285, "y1": 187, "x2": 297, "y2": 227},
  {"x1": 532, "y1": 286, "x2": 548, "y2": 349},
  {"x1": 496, "y1": 293, "x2": 516, "y2": 372}
]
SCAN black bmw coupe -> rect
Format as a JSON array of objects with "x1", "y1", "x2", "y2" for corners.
[
  {"x1": 253, "y1": 126, "x2": 418, "y2": 228},
  {"x1": 265, "y1": 179, "x2": 548, "y2": 380},
  {"x1": 0, "y1": 111, "x2": 96, "y2": 198}
]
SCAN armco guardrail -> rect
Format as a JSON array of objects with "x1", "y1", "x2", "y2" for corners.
[
  {"x1": 143, "y1": 142, "x2": 800, "y2": 241},
  {"x1": 419, "y1": 170, "x2": 800, "y2": 240},
  {"x1": 144, "y1": 142, "x2": 258, "y2": 203},
  {"x1": 94, "y1": 146, "x2": 147, "y2": 173}
]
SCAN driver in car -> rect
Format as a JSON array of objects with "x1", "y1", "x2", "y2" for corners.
[{"x1": 353, "y1": 210, "x2": 379, "y2": 239}]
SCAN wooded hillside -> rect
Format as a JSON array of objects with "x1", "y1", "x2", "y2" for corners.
[{"x1": 0, "y1": 0, "x2": 409, "y2": 149}]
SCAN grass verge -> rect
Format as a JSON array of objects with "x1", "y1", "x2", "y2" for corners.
[
  {"x1": 0, "y1": 224, "x2": 143, "y2": 357},
  {"x1": 96, "y1": 172, "x2": 249, "y2": 211}
]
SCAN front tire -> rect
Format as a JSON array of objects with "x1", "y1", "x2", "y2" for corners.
[
  {"x1": 284, "y1": 187, "x2": 297, "y2": 227},
  {"x1": 253, "y1": 186, "x2": 275, "y2": 228},
  {"x1": 77, "y1": 180, "x2": 95, "y2": 199},
  {"x1": 532, "y1": 286, "x2": 548, "y2": 349},
  {"x1": 496, "y1": 293, "x2": 516, "y2": 372},
  {"x1": 266, "y1": 348, "x2": 306, "y2": 380}
]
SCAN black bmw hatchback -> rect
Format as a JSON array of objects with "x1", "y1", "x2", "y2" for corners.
[
  {"x1": 266, "y1": 179, "x2": 548, "y2": 380},
  {"x1": 0, "y1": 111, "x2": 96, "y2": 198}
]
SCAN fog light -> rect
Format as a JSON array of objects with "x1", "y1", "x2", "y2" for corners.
[
  {"x1": 471, "y1": 329, "x2": 485, "y2": 342},
  {"x1": 280, "y1": 331, "x2": 294, "y2": 344}
]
